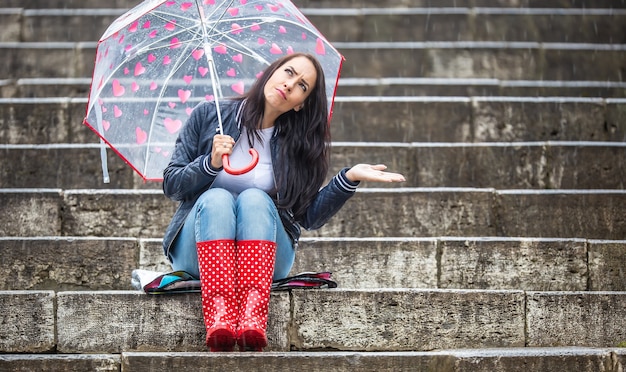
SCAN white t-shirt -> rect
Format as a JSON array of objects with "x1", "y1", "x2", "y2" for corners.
[{"x1": 212, "y1": 126, "x2": 276, "y2": 197}]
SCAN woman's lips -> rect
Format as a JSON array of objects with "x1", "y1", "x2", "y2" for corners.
[{"x1": 276, "y1": 88, "x2": 286, "y2": 100}]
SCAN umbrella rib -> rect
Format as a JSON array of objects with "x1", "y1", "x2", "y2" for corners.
[
  {"x1": 144, "y1": 11, "x2": 204, "y2": 49},
  {"x1": 195, "y1": 0, "x2": 236, "y2": 40}
]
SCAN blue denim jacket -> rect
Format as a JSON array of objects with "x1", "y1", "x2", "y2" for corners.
[{"x1": 162, "y1": 100, "x2": 359, "y2": 259}]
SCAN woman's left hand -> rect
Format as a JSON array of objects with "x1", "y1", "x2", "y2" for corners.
[{"x1": 345, "y1": 164, "x2": 406, "y2": 183}]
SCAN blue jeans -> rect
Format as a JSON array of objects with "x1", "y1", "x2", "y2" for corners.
[{"x1": 169, "y1": 187, "x2": 295, "y2": 280}]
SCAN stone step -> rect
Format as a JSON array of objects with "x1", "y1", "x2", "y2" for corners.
[
  {"x1": 4, "y1": 77, "x2": 626, "y2": 99},
  {"x1": 1, "y1": 236, "x2": 623, "y2": 292},
  {"x1": 336, "y1": 42, "x2": 626, "y2": 81},
  {"x1": 4, "y1": 0, "x2": 626, "y2": 9},
  {"x1": 0, "y1": 354, "x2": 121, "y2": 372},
  {"x1": 0, "y1": 78, "x2": 90, "y2": 98},
  {"x1": 1, "y1": 41, "x2": 624, "y2": 81},
  {"x1": 2, "y1": 188, "x2": 625, "y2": 239},
  {"x1": 2, "y1": 142, "x2": 626, "y2": 189},
  {"x1": 2, "y1": 97, "x2": 625, "y2": 144},
  {"x1": 3, "y1": 7, "x2": 624, "y2": 43},
  {"x1": 306, "y1": 8, "x2": 626, "y2": 44},
  {"x1": 305, "y1": 0, "x2": 626, "y2": 7},
  {"x1": 1, "y1": 348, "x2": 625, "y2": 372},
  {"x1": 336, "y1": 78, "x2": 626, "y2": 98},
  {"x1": 2, "y1": 289, "x2": 625, "y2": 353}
]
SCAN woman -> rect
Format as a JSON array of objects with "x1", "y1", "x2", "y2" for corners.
[{"x1": 162, "y1": 53, "x2": 405, "y2": 352}]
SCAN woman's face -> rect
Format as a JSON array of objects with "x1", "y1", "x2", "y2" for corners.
[{"x1": 263, "y1": 56, "x2": 317, "y2": 115}]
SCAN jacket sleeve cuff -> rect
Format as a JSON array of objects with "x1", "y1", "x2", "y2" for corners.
[
  {"x1": 202, "y1": 155, "x2": 222, "y2": 176},
  {"x1": 335, "y1": 167, "x2": 360, "y2": 193}
]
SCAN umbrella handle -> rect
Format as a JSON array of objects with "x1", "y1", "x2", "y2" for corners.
[{"x1": 222, "y1": 148, "x2": 259, "y2": 175}]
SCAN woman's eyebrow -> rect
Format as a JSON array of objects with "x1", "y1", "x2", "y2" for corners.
[{"x1": 289, "y1": 66, "x2": 310, "y2": 89}]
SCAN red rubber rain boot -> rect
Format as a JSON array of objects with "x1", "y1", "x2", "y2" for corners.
[
  {"x1": 234, "y1": 240, "x2": 276, "y2": 351},
  {"x1": 197, "y1": 240, "x2": 237, "y2": 352}
]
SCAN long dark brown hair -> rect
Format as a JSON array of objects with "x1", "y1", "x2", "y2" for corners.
[{"x1": 235, "y1": 53, "x2": 330, "y2": 220}]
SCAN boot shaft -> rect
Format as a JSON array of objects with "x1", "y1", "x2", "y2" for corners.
[
  {"x1": 235, "y1": 240, "x2": 277, "y2": 350},
  {"x1": 235, "y1": 240, "x2": 276, "y2": 292},
  {"x1": 196, "y1": 240, "x2": 238, "y2": 340},
  {"x1": 197, "y1": 239, "x2": 237, "y2": 298}
]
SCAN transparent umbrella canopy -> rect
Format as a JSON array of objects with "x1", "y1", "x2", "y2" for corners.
[{"x1": 84, "y1": 0, "x2": 343, "y2": 182}]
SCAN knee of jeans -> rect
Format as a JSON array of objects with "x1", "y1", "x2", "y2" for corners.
[
  {"x1": 237, "y1": 188, "x2": 273, "y2": 211},
  {"x1": 196, "y1": 188, "x2": 234, "y2": 213}
]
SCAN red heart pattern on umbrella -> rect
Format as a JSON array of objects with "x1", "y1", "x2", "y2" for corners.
[
  {"x1": 178, "y1": 89, "x2": 191, "y2": 103},
  {"x1": 164, "y1": 118, "x2": 183, "y2": 134}
]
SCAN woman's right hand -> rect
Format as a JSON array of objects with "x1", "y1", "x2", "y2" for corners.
[{"x1": 211, "y1": 134, "x2": 235, "y2": 169}]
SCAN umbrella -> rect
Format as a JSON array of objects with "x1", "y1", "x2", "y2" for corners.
[{"x1": 83, "y1": 0, "x2": 343, "y2": 182}]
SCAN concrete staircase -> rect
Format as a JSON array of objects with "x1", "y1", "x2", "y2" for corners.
[{"x1": 1, "y1": 0, "x2": 626, "y2": 370}]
